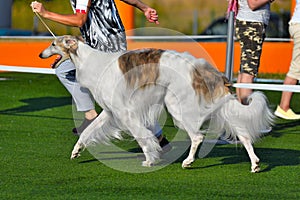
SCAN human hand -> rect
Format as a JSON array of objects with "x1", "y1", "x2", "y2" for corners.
[
  {"x1": 30, "y1": 1, "x2": 46, "y2": 16},
  {"x1": 144, "y1": 8, "x2": 159, "y2": 25}
]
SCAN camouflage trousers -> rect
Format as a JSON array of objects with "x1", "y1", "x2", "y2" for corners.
[{"x1": 235, "y1": 19, "x2": 266, "y2": 77}]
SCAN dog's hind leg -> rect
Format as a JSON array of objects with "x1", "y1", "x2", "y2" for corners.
[{"x1": 238, "y1": 134, "x2": 260, "y2": 173}]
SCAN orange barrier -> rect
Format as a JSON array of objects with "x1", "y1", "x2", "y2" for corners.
[
  {"x1": 0, "y1": 39, "x2": 293, "y2": 74},
  {"x1": 129, "y1": 41, "x2": 293, "y2": 74},
  {"x1": 202, "y1": 41, "x2": 293, "y2": 74},
  {"x1": 0, "y1": 39, "x2": 54, "y2": 68},
  {"x1": 115, "y1": 1, "x2": 134, "y2": 31}
]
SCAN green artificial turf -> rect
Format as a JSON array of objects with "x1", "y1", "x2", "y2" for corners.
[{"x1": 0, "y1": 73, "x2": 299, "y2": 200}]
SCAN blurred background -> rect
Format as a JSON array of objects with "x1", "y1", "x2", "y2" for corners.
[{"x1": 0, "y1": 0, "x2": 292, "y2": 37}]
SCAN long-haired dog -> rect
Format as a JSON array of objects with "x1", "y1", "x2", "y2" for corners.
[{"x1": 40, "y1": 35, "x2": 273, "y2": 172}]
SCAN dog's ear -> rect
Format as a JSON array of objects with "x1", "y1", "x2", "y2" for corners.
[
  {"x1": 63, "y1": 35, "x2": 78, "y2": 49},
  {"x1": 76, "y1": 36, "x2": 85, "y2": 42}
]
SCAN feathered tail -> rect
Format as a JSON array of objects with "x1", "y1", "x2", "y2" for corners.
[{"x1": 220, "y1": 91, "x2": 274, "y2": 143}]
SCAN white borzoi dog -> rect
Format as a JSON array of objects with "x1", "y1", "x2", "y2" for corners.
[{"x1": 40, "y1": 35, "x2": 273, "y2": 172}]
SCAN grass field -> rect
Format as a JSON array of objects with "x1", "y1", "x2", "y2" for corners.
[{"x1": 0, "y1": 72, "x2": 299, "y2": 199}]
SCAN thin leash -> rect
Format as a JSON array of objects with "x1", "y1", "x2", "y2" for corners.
[{"x1": 34, "y1": 11, "x2": 56, "y2": 38}]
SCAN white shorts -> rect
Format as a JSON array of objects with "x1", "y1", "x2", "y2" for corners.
[{"x1": 287, "y1": 23, "x2": 300, "y2": 80}]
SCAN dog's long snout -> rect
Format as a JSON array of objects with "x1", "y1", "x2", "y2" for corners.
[
  {"x1": 39, "y1": 52, "x2": 44, "y2": 58},
  {"x1": 39, "y1": 48, "x2": 53, "y2": 59},
  {"x1": 39, "y1": 52, "x2": 50, "y2": 59}
]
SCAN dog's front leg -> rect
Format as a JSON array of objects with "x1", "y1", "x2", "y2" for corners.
[
  {"x1": 126, "y1": 122, "x2": 161, "y2": 166},
  {"x1": 137, "y1": 134, "x2": 161, "y2": 167},
  {"x1": 140, "y1": 137, "x2": 161, "y2": 167},
  {"x1": 71, "y1": 142, "x2": 85, "y2": 159},
  {"x1": 70, "y1": 111, "x2": 110, "y2": 159},
  {"x1": 182, "y1": 132, "x2": 204, "y2": 168}
]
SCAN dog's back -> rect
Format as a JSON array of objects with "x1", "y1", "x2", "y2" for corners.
[
  {"x1": 117, "y1": 49, "x2": 231, "y2": 100},
  {"x1": 115, "y1": 49, "x2": 232, "y2": 126}
]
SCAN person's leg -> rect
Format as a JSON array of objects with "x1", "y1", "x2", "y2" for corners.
[
  {"x1": 275, "y1": 23, "x2": 300, "y2": 120},
  {"x1": 147, "y1": 122, "x2": 171, "y2": 151},
  {"x1": 237, "y1": 72, "x2": 254, "y2": 105},
  {"x1": 279, "y1": 76, "x2": 298, "y2": 111},
  {"x1": 235, "y1": 20, "x2": 265, "y2": 105},
  {"x1": 280, "y1": 23, "x2": 300, "y2": 111},
  {"x1": 55, "y1": 59, "x2": 97, "y2": 133}
]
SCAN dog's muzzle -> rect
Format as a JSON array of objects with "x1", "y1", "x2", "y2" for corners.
[{"x1": 50, "y1": 55, "x2": 63, "y2": 69}]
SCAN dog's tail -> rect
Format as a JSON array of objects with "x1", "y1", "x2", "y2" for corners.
[{"x1": 219, "y1": 91, "x2": 274, "y2": 143}]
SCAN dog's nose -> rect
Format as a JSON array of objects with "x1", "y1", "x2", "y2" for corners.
[{"x1": 39, "y1": 53, "x2": 43, "y2": 58}]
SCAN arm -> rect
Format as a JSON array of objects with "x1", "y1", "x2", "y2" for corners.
[
  {"x1": 247, "y1": 0, "x2": 275, "y2": 11},
  {"x1": 121, "y1": 0, "x2": 159, "y2": 24},
  {"x1": 30, "y1": 1, "x2": 90, "y2": 27}
]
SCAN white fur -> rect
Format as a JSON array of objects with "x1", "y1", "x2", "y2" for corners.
[{"x1": 40, "y1": 36, "x2": 274, "y2": 172}]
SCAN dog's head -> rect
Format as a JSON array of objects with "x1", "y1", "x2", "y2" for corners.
[{"x1": 39, "y1": 35, "x2": 83, "y2": 68}]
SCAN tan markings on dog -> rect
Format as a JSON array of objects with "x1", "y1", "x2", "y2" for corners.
[
  {"x1": 192, "y1": 61, "x2": 232, "y2": 102},
  {"x1": 66, "y1": 36, "x2": 81, "y2": 55},
  {"x1": 55, "y1": 37, "x2": 72, "y2": 58},
  {"x1": 118, "y1": 49, "x2": 165, "y2": 88},
  {"x1": 57, "y1": 35, "x2": 82, "y2": 57}
]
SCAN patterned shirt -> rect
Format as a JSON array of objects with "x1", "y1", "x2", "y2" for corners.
[
  {"x1": 290, "y1": 0, "x2": 300, "y2": 24},
  {"x1": 70, "y1": 0, "x2": 127, "y2": 52}
]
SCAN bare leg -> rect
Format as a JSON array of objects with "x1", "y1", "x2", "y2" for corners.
[
  {"x1": 85, "y1": 109, "x2": 98, "y2": 120},
  {"x1": 279, "y1": 76, "x2": 298, "y2": 111},
  {"x1": 237, "y1": 72, "x2": 254, "y2": 105}
]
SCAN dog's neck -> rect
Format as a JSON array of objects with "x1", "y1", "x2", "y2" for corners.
[
  {"x1": 69, "y1": 41, "x2": 122, "y2": 91},
  {"x1": 70, "y1": 41, "x2": 123, "y2": 70},
  {"x1": 69, "y1": 42, "x2": 92, "y2": 67}
]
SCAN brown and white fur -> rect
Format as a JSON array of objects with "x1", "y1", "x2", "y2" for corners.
[{"x1": 40, "y1": 35, "x2": 274, "y2": 172}]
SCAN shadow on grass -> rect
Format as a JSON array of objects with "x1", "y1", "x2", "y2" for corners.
[
  {"x1": 77, "y1": 143, "x2": 300, "y2": 173},
  {"x1": 271, "y1": 120, "x2": 300, "y2": 138},
  {"x1": 178, "y1": 146, "x2": 300, "y2": 172},
  {"x1": 0, "y1": 96, "x2": 73, "y2": 120}
]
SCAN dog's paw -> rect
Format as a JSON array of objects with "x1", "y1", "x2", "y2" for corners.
[
  {"x1": 70, "y1": 152, "x2": 81, "y2": 159},
  {"x1": 142, "y1": 161, "x2": 154, "y2": 167},
  {"x1": 70, "y1": 143, "x2": 84, "y2": 159},
  {"x1": 182, "y1": 158, "x2": 194, "y2": 169},
  {"x1": 251, "y1": 161, "x2": 260, "y2": 173}
]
